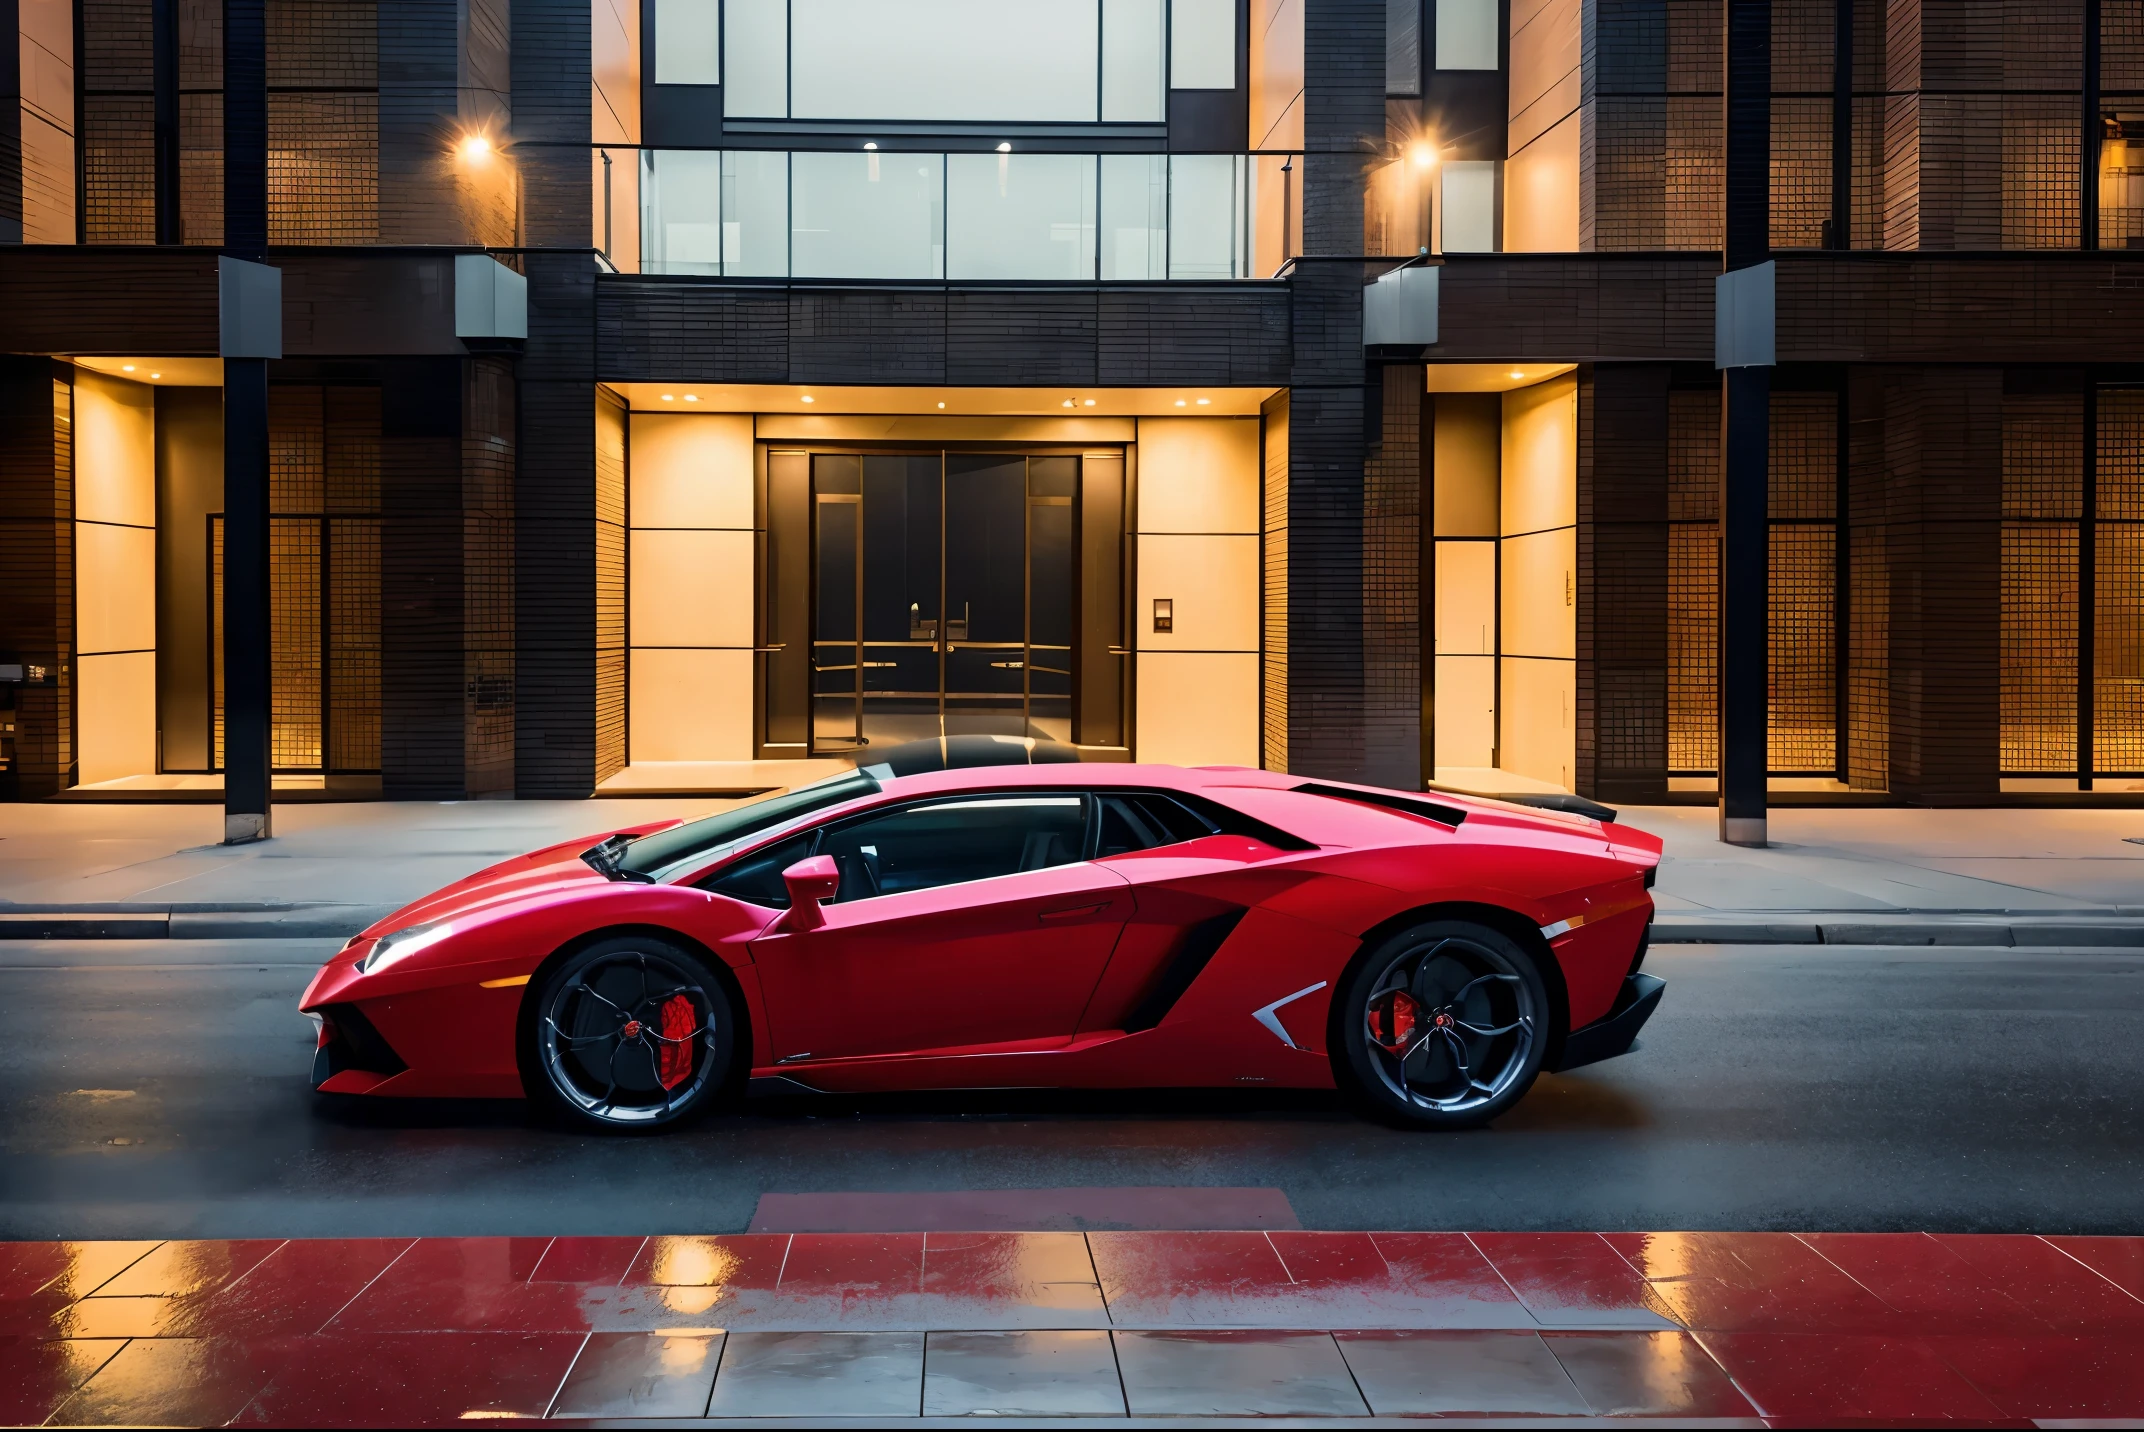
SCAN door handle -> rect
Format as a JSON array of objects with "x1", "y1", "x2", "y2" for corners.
[{"x1": 1039, "y1": 901, "x2": 1109, "y2": 922}]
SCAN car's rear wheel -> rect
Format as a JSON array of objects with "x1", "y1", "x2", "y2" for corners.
[
  {"x1": 522, "y1": 935, "x2": 737, "y2": 1132},
  {"x1": 1332, "y1": 919, "x2": 1548, "y2": 1130}
]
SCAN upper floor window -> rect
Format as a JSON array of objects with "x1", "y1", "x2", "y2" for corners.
[
  {"x1": 656, "y1": 0, "x2": 722, "y2": 84},
  {"x1": 721, "y1": 0, "x2": 1177, "y2": 123},
  {"x1": 1434, "y1": 0, "x2": 1498, "y2": 70}
]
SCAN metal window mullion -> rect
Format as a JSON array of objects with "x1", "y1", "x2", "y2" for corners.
[{"x1": 2083, "y1": 382, "x2": 2099, "y2": 785}]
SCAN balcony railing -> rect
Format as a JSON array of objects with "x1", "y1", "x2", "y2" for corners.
[{"x1": 627, "y1": 150, "x2": 1304, "y2": 282}]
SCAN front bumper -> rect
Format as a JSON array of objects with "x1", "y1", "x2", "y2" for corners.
[{"x1": 1548, "y1": 972, "x2": 1665, "y2": 1073}]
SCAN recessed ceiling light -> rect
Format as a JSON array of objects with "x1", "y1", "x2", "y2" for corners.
[
  {"x1": 864, "y1": 141, "x2": 878, "y2": 150},
  {"x1": 996, "y1": 142, "x2": 1011, "y2": 153},
  {"x1": 149, "y1": 372, "x2": 161, "y2": 379},
  {"x1": 937, "y1": 401, "x2": 946, "y2": 409},
  {"x1": 801, "y1": 395, "x2": 814, "y2": 403},
  {"x1": 1195, "y1": 397, "x2": 1210, "y2": 405},
  {"x1": 1062, "y1": 398, "x2": 1074, "y2": 408},
  {"x1": 1174, "y1": 399, "x2": 1187, "y2": 407},
  {"x1": 660, "y1": 393, "x2": 674, "y2": 401},
  {"x1": 122, "y1": 364, "x2": 135, "y2": 372},
  {"x1": 1508, "y1": 370, "x2": 1524, "y2": 380},
  {"x1": 683, "y1": 394, "x2": 698, "y2": 402},
  {"x1": 1083, "y1": 398, "x2": 1096, "y2": 406}
]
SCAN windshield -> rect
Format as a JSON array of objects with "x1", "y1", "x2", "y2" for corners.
[{"x1": 616, "y1": 770, "x2": 881, "y2": 879}]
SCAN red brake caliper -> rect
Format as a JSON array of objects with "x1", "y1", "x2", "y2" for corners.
[
  {"x1": 1370, "y1": 991, "x2": 1420, "y2": 1054},
  {"x1": 657, "y1": 994, "x2": 697, "y2": 1089}
]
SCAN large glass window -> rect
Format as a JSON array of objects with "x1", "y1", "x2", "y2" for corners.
[
  {"x1": 724, "y1": 0, "x2": 788, "y2": 115},
  {"x1": 947, "y1": 153, "x2": 1098, "y2": 280},
  {"x1": 1170, "y1": 0, "x2": 1236, "y2": 87},
  {"x1": 641, "y1": 150, "x2": 724, "y2": 274},
  {"x1": 654, "y1": 0, "x2": 721, "y2": 84},
  {"x1": 1440, "y1": 161, "x2": 1496, "y2": 252},
  {"x1": 1435, "y1": 0, "x2": 1498, "y2": 69},
  {"x1": 1103, "y1": 0, "x2": 1167, "y2": 120},
  {"x1": 791, "y1": 0, "x2": 1100, "y2": 122},
  {"x1": 639, "y1": 149, "x2": 1295, "y2": 279}
]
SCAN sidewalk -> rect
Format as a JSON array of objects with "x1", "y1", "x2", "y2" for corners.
[
  {"x1": 2, "y1": 797, "x2": 2141, "y2": 945},
  {"x1": 6, "y1": 1230, "x2": 2141, "y2": 1423}
]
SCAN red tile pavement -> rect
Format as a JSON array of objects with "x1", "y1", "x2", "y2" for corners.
[{"x1": 0, "y1": 1231, "x2": 2136, "y2": 1424}]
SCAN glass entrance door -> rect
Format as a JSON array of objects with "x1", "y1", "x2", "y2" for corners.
[{"x1": 809, "y1": 452, "x2": 1079, "y2": 753}]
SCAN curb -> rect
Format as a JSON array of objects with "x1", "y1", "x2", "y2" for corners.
[
  {"x1": 0, "y1": 906, "x2": 394, "y2": 941},
  {"x1": 1651, "y1": 917, "x2": 2144, "y2": 948}
]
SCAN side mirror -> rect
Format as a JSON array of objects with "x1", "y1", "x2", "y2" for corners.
[{"x1": 780, "y1": 855, "x2": 841, "y2": 930}]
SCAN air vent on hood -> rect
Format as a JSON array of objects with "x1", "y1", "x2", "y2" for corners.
[{"x1": 1291, "y1": 784, "x2": 1468, "y2": 827}]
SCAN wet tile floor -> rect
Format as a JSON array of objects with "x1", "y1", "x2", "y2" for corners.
[{"x1": 4, "y1": 1231, "x2": 2142, "y2": 1423}]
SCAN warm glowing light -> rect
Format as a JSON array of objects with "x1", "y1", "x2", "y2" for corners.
[
  {"x1": 996, "y1": 142, "x2": 1011, "y2": 153},
  {"x1": 1196, "y1": 397, "x2": 1210, "y2": 405},
  {"x1": 1174, "y1": 399, "x2": 1187, "y2": 407},
  {"x1": 863, "y1": 141, "x2": 878, "y2": 150},
  {"x1": 683, "y1": 394, "x2": 698, "y2": 402},
  {"x1": 660, "y1": 393, "x2": 675, "y2": 401},
  {"x1": 801, "y1": 394, "x2": 814, "y2": 403},
  {"x1": 1062, "y1": 398, "x2": 1074, "y2": 408},
  {"x1": 122, "y1": 365, "x2": 135, "y2": 372},
  {"x1": 1508, "y1": 371, "x2": 1525, "y2": 380},
  {"x1": 149, "y1": 372, "x2": 161, "y2": 379},
  {"x1": 1083, "y1": 398, "x2": 1096, "y2": 406},
  {"x1": 1409, "y1": 141, "x2": 1437, "y2": 171},
  {"x1": 459, "y1": 134, "x2": 492, "y2": 161},
  {"x1": 936, "y1": 401, "x2": 946, "y2": 409}
]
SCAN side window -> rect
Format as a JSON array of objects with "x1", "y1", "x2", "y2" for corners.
[
  {"x1": 1100, "y1": 793, "x2": 1220, "y2": 853},
  {"x1": 819, "y1": 795, "x2": 1088, "y2": 901},
  {"x1": 697, "y1": 834, "x2": 816, "y2": 908}
]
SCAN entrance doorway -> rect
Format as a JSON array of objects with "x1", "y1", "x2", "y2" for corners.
[{"x1": 760, "y1": 448, "x2": 1128, "y2": 758}]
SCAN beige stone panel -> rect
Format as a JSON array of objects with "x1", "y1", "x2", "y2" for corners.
[
  {"x1": 1135, "y1": 418, "x2": 1260, "y2": 534},
  {"x1": 1505, "y1": 110, "x2": 1581, "y2": 252},
  {"x1": 1502, "y1": 373, "x2": 1577, "y2": 535},
  {"x1": 1136, "y1": 533, "x2": 1259, "y2": 653},
  {"x1": 78, "y1": 651, "x2": 157, "y2": 783},
  {"x1": 1434, "y1": 654, "x2": 1497, "y2": 768},
  {"x1": 629, "y1": 647, "x2": 755, "y2": 762},
  {"x1": 76, "y1": 521, "x2": 157, "y2": 655},
  {"x1": 628, "y1": 412, "x2": 754, "y2": 529},
  {"x1": 1508, "y1": 0, "x2": 1579, "y2": 150},
  {"x1": 1500, "y1": 656, "x2": 1575, "y2": 791},
  {"x1": 1433, "y1": 394, "x2": 1499, "y2": 537},
  {"x1": 1500, "y1": 526, "x2": 1576, "y2": 660},
  {"x1": 1136, "y1": 651, "x2": 1260, "y2": 767},
  {"x1": 1435, "y1": 540, "x2": 1496, "y2": 654},
  {"x1": 74, "y1": 368, "x2": 155, "y2": 527},
  {"x1": 629, "y1": 528, "x2": 754, "y2": 647}
]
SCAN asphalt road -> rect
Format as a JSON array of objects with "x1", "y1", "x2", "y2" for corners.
[{"x1": 2, "y1": 940, "x2": 2140, "y2": 1240}]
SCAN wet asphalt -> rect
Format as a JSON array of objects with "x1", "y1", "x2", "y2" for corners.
[{"x1": 1, "y1": 940, "x2": 2139, "y2": 1240}]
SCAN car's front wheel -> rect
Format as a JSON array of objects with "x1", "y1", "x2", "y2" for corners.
[
  {"x1": 1332, "y1": 919, "x2": 1549, "y2": 1129},
  {"x1": 521, "y1": 934, "x2": 738, "y2": 1132}
]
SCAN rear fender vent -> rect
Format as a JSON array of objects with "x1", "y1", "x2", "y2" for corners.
[{"x1": 1290, "y1": 783, "x2": 1467, "y2": 828}]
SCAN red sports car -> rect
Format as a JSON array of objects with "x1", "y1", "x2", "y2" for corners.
[{"x1": 301, "y1": 741, "x2": 1665, "y2": 1132}]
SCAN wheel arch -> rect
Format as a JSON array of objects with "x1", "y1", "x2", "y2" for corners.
[
  {"x1": 516, "y1": 923, "x2": 757, "y2": 1094},
  {"x1": 1331, "y1": 901, "x2": 1572, "y2": 1069}
]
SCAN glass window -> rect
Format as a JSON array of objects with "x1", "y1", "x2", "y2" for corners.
[
  {"x1": 1440, "y1": 160, "x2": 1496, "y2": 252},
  {"x1": 724, "y1": 0, "x2": 788, "y2": 115},
  {"x1": 1168, "y1": 154, "x2": 1240, "y2": 278},
  {"x1": 641, "y1": 149, "x2": 725, "y2": 274},
  {"x1": 790, "y1": 0, "x2": 1100, "y2": 122},
  {"x1": 947, "y1": 152, "x2": 1097, "y2": 280},
  {"x1": 791, "y1": 151, "x2": 943, "y2": 278},
  {"x1": 1170, "y1": 0, "x2": 1236, "y2": 88},
  {"x1": 655, "y1": 0, "x2": 721, "y2": 84},
  {"x1": 1387, "y1": 0, "x2": 1421, "y2": 95},
  {"x1": 1102, "y1": 0, "x2": 1165, "y2": 121},
  {"x1": 722, "y1": 150, "x2": 790, "y2": 274},
  {"x1": 1435, "y1": 0, "x2": 1498, "y2": 70},
  {"x1": 697, "y1": 833, "x2": 816, "y2": 906},
  {"x1": 621, "y1": 769, "x2": 879, "y2": 878},
  {"x1": 1100, "y1": 154, "x2": 1168, "y2": 278},
  {"x1": 819, "y1": 795, "x2": 1089, "y2": 901}
]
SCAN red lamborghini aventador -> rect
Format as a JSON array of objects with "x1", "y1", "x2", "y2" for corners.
[{"x1": 301, "y1": 741, "x2": 1665, "y2": 1131}]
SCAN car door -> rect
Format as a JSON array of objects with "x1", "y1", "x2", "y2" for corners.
[{"x1": 748, "y1": 792, "x2": 1134, "y2": 1062}]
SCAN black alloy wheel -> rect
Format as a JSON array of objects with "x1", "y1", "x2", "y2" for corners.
[
  {"x1": 522, "y1": 935, "x2": 737, "y2": 1132},
  {"x1": 1332, "y1": 918, "x2": 1550, "y2": 1130}
]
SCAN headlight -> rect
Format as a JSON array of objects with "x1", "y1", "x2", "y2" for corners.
[{"x1": 357, "y1": 920, "x2": 454, "y2": 975}]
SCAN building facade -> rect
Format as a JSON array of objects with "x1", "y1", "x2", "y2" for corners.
[{"x1": 3, "y1": 0, "x2": 2142, "y2": 811}]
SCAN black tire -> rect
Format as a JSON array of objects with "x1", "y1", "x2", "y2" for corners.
[
  {"x1": 519, "y1": 934, "x2": 739, "y2": 1133},
  {"x1": 1331, "y1": 918, "x2": 1550, "y2": 1130}
]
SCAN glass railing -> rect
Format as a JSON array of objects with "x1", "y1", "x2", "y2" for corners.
[{"x1": 632, "y1": 150, "x2": 1304, "y2": 281}]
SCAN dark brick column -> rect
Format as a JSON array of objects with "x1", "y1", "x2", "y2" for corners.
[
  {"x1": 1364, "y1": 362, "x2": 1424, "y2": 790},
  {"x1": 381, "y1": 356, "x2": 516, "y2": 799},
  {"x1": 0, "y1": 359, "x2": 74, "y2": 798},
  {"x1": 1577, "y1": 365, "x2": 1673, "y2": 803},
  {"x1": 1880, "y1": 366, "x2": 2003, "y2": 803}
]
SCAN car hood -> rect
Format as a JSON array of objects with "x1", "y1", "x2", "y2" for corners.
[{"x1": 359, "y1": 819, "x2": 686, "y2": 938}]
